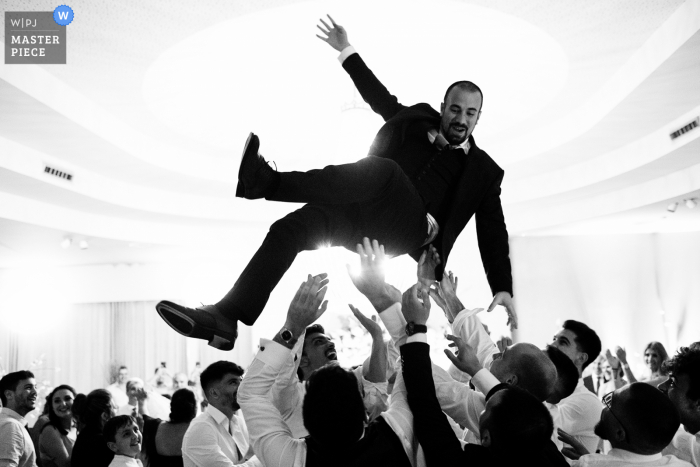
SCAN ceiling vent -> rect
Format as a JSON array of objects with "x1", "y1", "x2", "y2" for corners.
[
  {"x1": 44, "y1": 165, "x2": 73, "y2": 181},
  {"x1": 669, "y1": 117, "x2": 699, "y2": 140}
]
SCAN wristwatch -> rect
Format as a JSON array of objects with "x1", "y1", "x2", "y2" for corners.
[
  {"x1": 405, "y1": 322, "x2": 427, "y2": 336},
  {"x1": 279, "y1": 327, "x2": 294, "y2": 344}
]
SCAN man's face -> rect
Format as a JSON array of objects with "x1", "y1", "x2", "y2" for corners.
[
  {"x1": 439, "y1": 87, "x2": 482, "y2": 145},
  {"x1": 551, "y1": 329, "x2": 583, "y2": 369},
  {"x1": 659, "y1": 373, "x2": 697, "y2": 428},
  {"x1": 118, "y1": 369, "x2": 129, "y2": 384},
  {"x1": 110, "y1": 421, "x2": 142, "y2": 458},
  {"x1": 645, "y1": 349, "x2": 662, "y2": 373},
  {"x1": 212, "y1": 373, "x2": 242, "y2": 413},
  {"x1": 303, "y1": 332, "x2": 337, "y2": 373},
  {"x1": 173, "y1": 374, "x2": 188, "y2": 390},
  {"x1": 5, "y1": 378, "x2": 37, "y2": 415}
]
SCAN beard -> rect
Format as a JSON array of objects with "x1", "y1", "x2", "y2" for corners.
[{"x1": 443, "y1": 123, "x2": 469, "y2": 145}]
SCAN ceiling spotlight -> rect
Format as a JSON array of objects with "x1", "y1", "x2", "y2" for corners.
[
  {"x1": 79, "y1": 240, "x2": 89, "y2": 250},
  {"x1": 60, "y1": 237, "x2": 72, "y2": 249},
  {"x1": 667, "y1": 202, "x2": 679, "y2": 213},
  {"x1": 685, "y1": 198, "x2": 697, "y2": 209}
]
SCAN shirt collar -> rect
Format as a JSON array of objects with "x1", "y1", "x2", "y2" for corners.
[
  {"x1": 0, "y1": 407, "x2": 27, "y2": 425},
  {"x1": 606, "y1": 448, "x2": 662, "y2": 462},
  {"x1": 206, "y1": 404, "x2": 231, "y2": 427}
]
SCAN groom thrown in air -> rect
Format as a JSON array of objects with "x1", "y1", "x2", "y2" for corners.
[{"x1": 156, "y1": 16, "x2": 516, "y2": 349}]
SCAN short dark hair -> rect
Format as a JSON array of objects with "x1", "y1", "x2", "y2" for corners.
[
  {"x1": 302, "y1": 364, "x2": 365, "y2": 450},
  {"x1": 200, "y1": 361, "x2": 244, "y2": 395},
  {"x1": 170, "y1": 388, "x2": 197, "y2": 423},
  {"x1": 0, "y1": 370, "x2": 35, "y2": 406},
  {"x1": 118, "y1": 365, "x2": 128, "y2": 371},
  {"x1": 546, "y1": 346, "x2": 579, "y2": 403},
  {"x1": 563, "y1": 320, "x2": 601, "y2": 370},
  {"x1": 72, "y1": 389, "x2": 113, "y2": 431},
  {"x1": 44, "y1": 384, "x2": 77, "y2": 436},
  {"x1": 298, "y1": 324, "x2": 327, "y2": 382},
  {"x1": 443, "y1": 81, "x2": 483, "y2": 110},
  {"x1": 622, "y1": 383, "x2": 680, "y2": 453},
  {"x1": 103, "y1": 415, "x2": 136, "y2": 443},
  {"x1": 663, "y1": 343, "x2": 700, "y2": 401},
  {"x1": 486, "y1": 386, "x2": 554, "y2": 458}
]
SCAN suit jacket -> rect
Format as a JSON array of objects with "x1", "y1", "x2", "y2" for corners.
[{"x1": 342, "y1": 53, "x2": 512, "y2": 295}]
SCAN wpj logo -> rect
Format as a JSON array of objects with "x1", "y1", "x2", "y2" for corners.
[{"x1": 4, "y1": 6, "x2": 73, "y2": 64}]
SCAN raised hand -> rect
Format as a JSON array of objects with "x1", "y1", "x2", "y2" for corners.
[
  {"x1": 604, "y1": 349, "x2": 620, "y2": 369},
  {"x1": 417, "y1": 244, "x2": 441, "y2": 290},
  {"x1": 486, "y1": 291, "x2": 518, "y2": 330},
  {"x1": 615, "y1": 346, "x2": 627, "y2": 365},
  {"x1": 557, "y1": 428, "x2": 589, "y2": 460},
  {"x1": 316, "y1": 15, "x2": 350, "y2": 52},
  {"x1": 349, "y1": 304, "x2": 382, "y2": 339},
  {"x1": 428, "y1": 271, "x2": 463, "y2": 323},
  {"x1": 401, "y1": 283, "x2": 431, "y2": 325},
  {"x1": 496, "y1": 336, "x2": 513, "y2": 354},
  {"x1": 348, "y1": 238, "x2": 399, "y2": 312},
  {"x1": 444, "y1": 334, "x2": 482, "y2": 376},
  {"x1": 284, "y1": 273, "x2": 329, "y2": 336}
]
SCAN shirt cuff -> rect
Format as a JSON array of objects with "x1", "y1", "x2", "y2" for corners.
[
  {"x1": 378, "y1": 303, "x2": 408, "y2": 346},
  {"x1": 255, "y1": 339, "x2": 294, "y2": 371},
  {"x1": 406, "y1": 334, "x2": 428, "y2": 344},
  {"x1": 471, "y1": 368, "x2": 501, "y2": 395},
  {"x1": 338, "y1": 45, "x2": 357, "y2": 64}
]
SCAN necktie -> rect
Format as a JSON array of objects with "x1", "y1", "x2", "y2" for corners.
[{"x1": 428, "y1": 129, "x2": 467, "y2": 154}]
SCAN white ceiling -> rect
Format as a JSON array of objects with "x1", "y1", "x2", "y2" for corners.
[{"x1": 1, "y1": 0, "x2": 700, "y2": 268}]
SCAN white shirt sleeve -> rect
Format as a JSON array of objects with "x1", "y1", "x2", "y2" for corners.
[
  {"x1": 448, "y1": 308, "x2": 499, "y2": 383},
  {"x1": 269, "y1": 337, "x2": 305, "y2": 422},
  {"x1": 353, "y1": 365, "x2": 388, "y2": 422},
  {"x1": 182, "y1": 424, "x2": 261, "y2": 467},
  {"x1": 238, "y1": 339, "x2": 307, "y2": 467},
  {"x1": 337, "y1": 45, "x2": 357, "y2": 64},
  {"x1": 378, "y1": 303, "x2": 408, "y2": 347}
]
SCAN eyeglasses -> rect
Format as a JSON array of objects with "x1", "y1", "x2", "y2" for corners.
[{"x1": 602, "y1": 391, "x2": 630, "y2": 439}]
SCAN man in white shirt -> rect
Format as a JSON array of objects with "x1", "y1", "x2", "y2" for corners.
[
  {"x1": 660, "y1": 343, "x2": 700, "y2": 466},
  {"x1": 270, "y1": 312, "x2": 389, "y2": 438},
  {"x1": 238, "y1": 274, "x2": 417, "y2": 467},
  {"x1": 182, "y1": 361, "x2": 260, "y2": 467},
  {"x1": 0, "y1": 370, "x2": 38, "y2": 467},
  {"x1": 564, "y1": 382, "x2": 691, "y2": 467},
  {"x1": 119, "y1": 378, "x2": 147, "y2": 416},
  {"x1": 550, "y1": 320, "x2": 604, "y2": 453},
  {"x1": 107, "y1": 366, "x2": 130, "y2": 407}
]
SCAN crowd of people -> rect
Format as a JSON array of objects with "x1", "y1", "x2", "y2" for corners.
[
  {"x1": 2, "y1": 14, "x2": 699, "y2": 467},
  {"x1": 1, "y1": 237, "x2": 698, "y2": 467}
]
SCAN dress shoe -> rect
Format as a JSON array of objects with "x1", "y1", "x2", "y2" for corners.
[
  {"x1": 155, "y1": 301, "x2": 238, "y2": 351},
  {"x1": 235, "y1": 132, "x2": 278, "y2": 199}
]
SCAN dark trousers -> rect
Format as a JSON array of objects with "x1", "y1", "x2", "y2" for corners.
[{"x1": 217, "y1": 157, "x2": 428, "y2": 325}]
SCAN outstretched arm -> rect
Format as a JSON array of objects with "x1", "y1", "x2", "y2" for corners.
[
  {"x1": 349, "y1": 304, "x2": 387, "y2": 384},
  {"x1": 238, "y1": 274, "x2": 329, "y2": 467},
  {"x1": 316, "y1": 15, "x2": 405, "y2": 121}
]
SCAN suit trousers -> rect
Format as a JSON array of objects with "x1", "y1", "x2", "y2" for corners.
[{"x1": 217, "y1": 156, "x2": 428, "y2": 325}]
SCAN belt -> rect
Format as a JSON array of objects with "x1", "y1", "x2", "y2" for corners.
[{"x1": 423, "y1": 213, "x2": 439, "y2": 246}]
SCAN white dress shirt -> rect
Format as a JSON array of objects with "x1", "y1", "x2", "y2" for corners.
[
  {"x1": 663, "y1": 426, "x2": 700, "y2": 467},
  {"x1": 239, "y1": 334, "x2": 419, "y2": 467},
  {"x1": 106, "y1": 384, "x2": 129, "y2": 407},
  {"x1": 270, "y1": 335, "x2": 389, "y2": 438},
  {"x1": 0, "y1": 407, "x2": 36, "y2": 467},
  {"x1": 574, "y1": 448, "x2": 692, "y2": 466},
  {"x1": 557, "y1": 378, "x2": 604, "y2": 453},
  {"x1": 182, "y1": 405, "x2": 261, "y2": 467},
  {"x1": 108, "y1": 455, "x2": 143, "y2": 467}
]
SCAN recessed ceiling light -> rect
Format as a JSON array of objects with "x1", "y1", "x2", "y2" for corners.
[
  {"x1": 60, "y1": 237, "x2": 72, "y2": 249},
  {"x1": 667, "y1": 202, "x2": 679, "y2": 213}
]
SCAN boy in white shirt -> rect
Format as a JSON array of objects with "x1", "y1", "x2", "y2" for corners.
[{"x1": 104, "y1": 415, "x2": 144, "y2": 467}]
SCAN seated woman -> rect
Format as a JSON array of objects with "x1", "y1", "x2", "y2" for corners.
[
  {"x1": 141, "y1": 388, "x2": 197, "y2": 467},
  {"x1": 616, "y1": 341, "x2": 669, "y2": 386},
  {"x1": 39, "y1": 385, "x2": 78, "y2": 467},
  {"x1": 71, "y1": 389, "x2": 117, "y2": 467}
]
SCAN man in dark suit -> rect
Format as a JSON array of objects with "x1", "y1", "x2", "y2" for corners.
[{"x1": 155, "y1": 16, "x2": 515, "y2": 350}]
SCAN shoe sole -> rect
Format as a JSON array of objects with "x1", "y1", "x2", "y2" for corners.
[
  {"x1": 235, "y1": 132, "x2": 259, "y2": 198},
  {"x1": 155, "y1": 301, "x2": 235, "y2": 351}
]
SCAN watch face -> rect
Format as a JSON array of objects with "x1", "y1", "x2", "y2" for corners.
[{"x1": 281, "y1": 329, "x2": 292, "y2": 341}]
